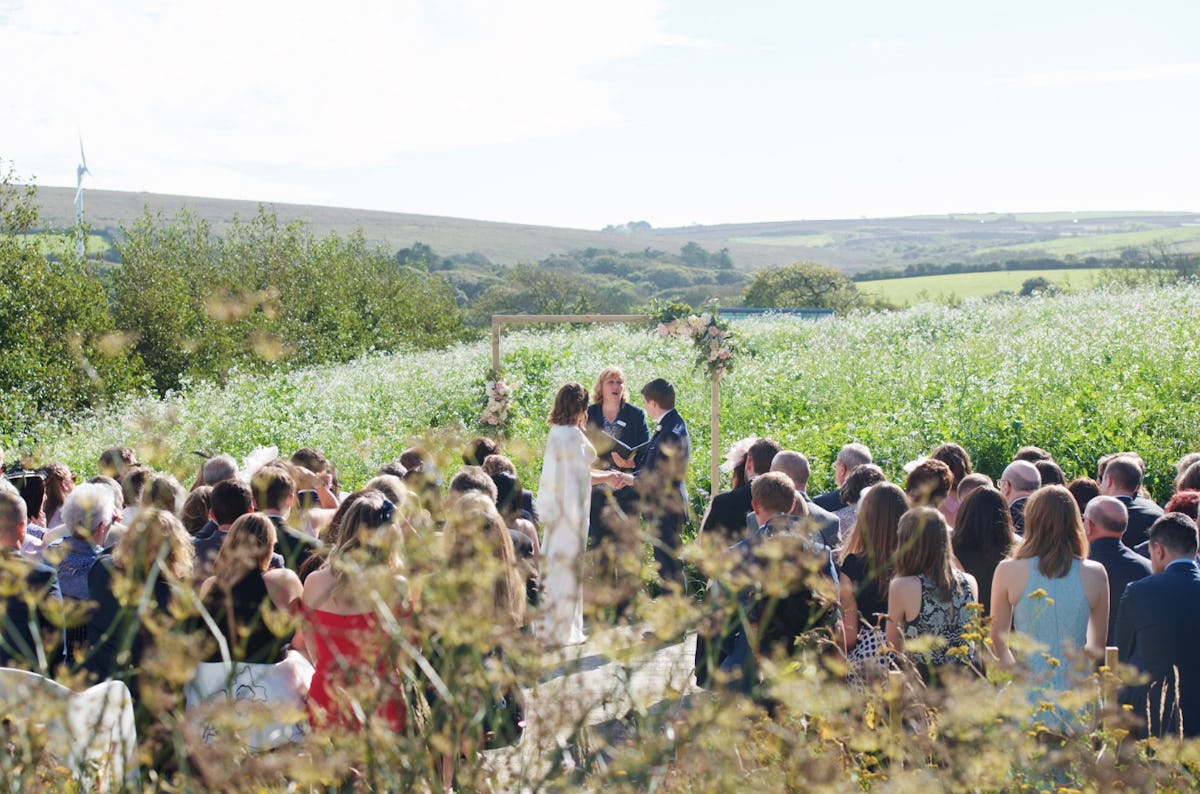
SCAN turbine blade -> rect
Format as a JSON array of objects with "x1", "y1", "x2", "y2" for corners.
[{"x1": 79, "y1": 135, "x2": 88, "y2": 171}]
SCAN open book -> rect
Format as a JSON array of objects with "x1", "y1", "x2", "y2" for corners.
[{"x1": 598, "y1": 431, "x2": 650, "y2": 460}]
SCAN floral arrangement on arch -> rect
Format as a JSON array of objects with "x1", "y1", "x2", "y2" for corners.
[
  {"x1": 648, "y1": 299, "x2": 741, "y2": 377},
  {"x1": 480, "y1": 374, "x2": 517, "y2": 428}
]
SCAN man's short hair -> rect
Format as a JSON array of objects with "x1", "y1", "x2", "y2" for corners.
[
  {"x1": 62, "y1": 483, "x2": 116, "y2": 540},
  {"x1": 120, "y1": 466, "x2": 152, "y2": 510},
  {"x1": 771, "y1": 451, "x2": 811, "y2": 490},
  {"x1": 250, "y1": 464, "x2": 295, "y2": 512},
  {"x1": 87, "y1": 475, "x2": 125, "y2": 510},
  {"x1": 837, "y1": 443, "x2": 872, "y2": 470},
  {"x1": 1105, "y1": 456, "x2": 1144, "y2": 493},
  {"x1": 448, "y1": 466, "x2": 499, "y2": 502},
  {"x1": 1035, "y1": 459, "x2": 1066, "y2": 487},
  {"x1": 291, "y1": 447, "x2": 330, "y2": 473},
  {"x1": 143, "y1": 474, "x2": 186, "y2": 514},
  {"x1": 202, "y1": 453, "x2": 238, "y2": 485},
  {"x1": 1001, "y1": 460, "x2": 1041, "y2": 494},
  {"x1": 1148, "y1": 512, "x2": 1199, "y2": 558},
  {"x1": 957, "y1": 472, "x2": 994, "y2": 501},
  {"x1": 1013, "y1": 445, "x2": 1053, "y2": 463},
  {"x1": 747, "y1": 438, "x2": 781, "y2": 478},
  {"x1": 400, "y1": 447, "x2": 433, "y2": 473},
  {"x1": 640, "y1": 378, "x2": 676, "y2": 411},
  {"x1": 751, "y1": 472, "x2": 797, "y2": 516},
  {"x1": 211, "y1": 479, "x2": 254, "y2": 526},
  {"x1": 377, "y1": 461, "x2": 407, "y2": 479},
  {"x1": 481, "y1": 454, "x2": 517, "y2": 477},
  {"x1": 0, "y1": 489, "x2": 27, "y2": 538},
  {"x1": 463, "y1": 436, "x2": 501, "y2": 467}
]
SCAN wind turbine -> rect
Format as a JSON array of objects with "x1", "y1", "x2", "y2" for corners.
[{"x1": 75, "y1": 136, "x2": 91, "y2": 258}]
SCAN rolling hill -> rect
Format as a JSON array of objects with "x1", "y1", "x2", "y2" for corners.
[{"x1": 28, "y1": 186, "x2": 1200, "y2": 273}]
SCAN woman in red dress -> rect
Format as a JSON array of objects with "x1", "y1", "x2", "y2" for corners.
[{"x1": 301, "y1": 489, "x2": 413, "y2": 731}]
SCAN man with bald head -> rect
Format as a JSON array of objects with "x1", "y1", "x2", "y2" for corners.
[
  {"x1": 1084, "y1": 494, "x2": 1151, "y2": 643},
  {"x1": 771, "y1": 451, "x2": 840, "y2": 548},
  {"x1": 999, "y1": 459, "x2": 1041, "y2": 535},
  {"x1": 1100, "y1": 455, "x2": 1164, "y2": 548}
]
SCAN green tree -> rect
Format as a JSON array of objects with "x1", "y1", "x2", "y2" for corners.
[{"x1": 742, "y1": 261, "x2": 861, "y2": 312}]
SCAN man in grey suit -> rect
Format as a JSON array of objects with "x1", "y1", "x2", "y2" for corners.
[{"x1": 771, "y1": 451, "x2": 841, "y2": 549}]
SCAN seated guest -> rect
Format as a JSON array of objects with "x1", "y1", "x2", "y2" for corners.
[
  {"x1": 950, "y1": 487, "x2": 1017, "y2": 617},
  {"x1": 401, "y1": 446, "x2": 442, "y2": 512},
  {"x1": 142, "y1": 473, "x2": 186, "y2": 516},
  {"x1": 97, "y1": 446, "x2": 138, "y2": 481},
  {"x1": 1100, "y1": 455, "x2": 1163, "y2": 548},
  {"x1": 50, "y1": 483, "x2": 116, "y2": 602},
  {"x1": 252, "y1": 464, "x2": 318, "y2": 574},
  {"x1": 1177, "y1": 462, "x2": 1200, "y2": 494},
  {"x1": 297, "y1": 490, "x2": 375, "y2": 583},
  {"x1": 702, "y1": 438, "x2": 780, "y2": 545},
  {"x1": 181, "y1": 486, "x2": 213, "y2": 537},
  {"x1": 1013, "y1": 446, "x2": 1053, "y2": 463},
  {"x1": 1132, "y1": 491, "x2": 1200, "y2": 560},
  {"x1": 905, "y1": 458, "x2": 954, "y2": 511},
  {"x1": 85, "y1": 509, "x2": 195, "y2": 698},
  {"x1": 1066, "y1": 477, "x2": 1101, "y2": 518},
  {"x1": 814, "y1": 443, "x2": 873, "y2": 513},
  {"x1": 291, "y1": 447, "x2": 341, "y2": 509},
  {"x1": 1036, "y1": 459, "x2": 1066, "y2": 488},
  {"x1": 1116, "y1": 513, "x2": 1200, "y2": 737},
  {"x1": 991, "y1": 486, "x2": 1109, "y2": 731},
  {"x1": 0, "y1": 487, "x2": 62, "y2": 672},
  {"x1": 194, "y1": 480, "x2": 283, "y2": 582},
  {"x1": 489, "y1": 469, "x2": 540, "y2": 558},
  {"x1": 40, "y1": 462, "x2": 74, "y2": 530},
  {"x1": 835, "y1": 464, "x2": 886, "y2": 542},
  {"x1": 886, "y1": 507, "x2": 979, "y2": 684},
  {"x1": 1084, "y1": 495, "x2": 1150, "y2": 643},
  {"x1": 770, "y1": 450, "x2": 840, "y2": 549},
  {"x1": 446, "y1": 465, "x2": 498, "y2": 507},
  {"x1": 201, "y1": 453, "x2": 239, "y2": 485},
  {"x1": 702, "y1": 473, "x2": 839, "y2": 692},
  {"x1": 999, "y1": 460, "x2": 1041, "y2": 535},
  {"x1": 199, "y1": 513, "x2": 303, "y2": 664},
  {"x1": 839, "y1": 482, "x2": 907, "y2": 683},
  {"x1": 463, "y1": 436, "x2": 501, "y2": 467},
  {"x1": 119, "y1": 466, "x2": 152, "y2": 525},
  {"x1": 930, "y1": 443, "x2": 973, "y2": 529},
  {"x1": 482, "y1": 454, "x2": 538, "y2": 527},
  {"x1": 956, "y1": 472, "x2": 994, "y2": 504}
]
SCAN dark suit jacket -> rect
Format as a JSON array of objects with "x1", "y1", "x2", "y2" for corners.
[
  {"x1": 1116, "y1": 559, "x2": 1200, "y2": 737},
  {"x1": 800, "y1": 492, "x2": 841, "y2": 549},
  {"x1": 1119, "y1": 495, "x2": 1165, "y2": 549},
  {"x1": 1009, "y1": 496, "x2": 1029, "y2": 535},
  {"x1": 194, "y1": 528, "x2": 285, "y2": 582},
  {"x1": 813, "y1": 489, "x2": 845, "y2": 513},
  {"x1": 702, "y1": 485, "x2": 752, "y2": 545},
  {"x1": 1090, "y1": 536, "x2": 1152, "y2": 644},
  {"x1": 638, "y1": 408, "x2": 690, "y2": 516},
  {"x1": 0, "y1": 551, "x2": 61, "y2": 671},
  {"x1": 587, "y1": 402, "x2": 651, "y2": 471},
  {"x1": 267, "y1": 514, "x2": 320, "y2": 575}
]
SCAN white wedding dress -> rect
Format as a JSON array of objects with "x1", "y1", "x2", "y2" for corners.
[{"x1": 533, "y1": 423, "x2": 596, "y2": 647}]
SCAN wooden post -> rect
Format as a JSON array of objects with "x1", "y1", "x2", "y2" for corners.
[
  {"x1": 1102, "y1": 645, "x2": 1119, "y2": 730},
  {"x1": 491, "y1": 316, "x2": 501, "y2": 374},
  {"x1": 711, "y1": 373, "x2": 721, "y2": 492}
]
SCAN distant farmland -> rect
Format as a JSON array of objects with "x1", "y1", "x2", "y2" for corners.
[{"x1": 856, "y1": 268, "x2": 1124, "y2": 304}]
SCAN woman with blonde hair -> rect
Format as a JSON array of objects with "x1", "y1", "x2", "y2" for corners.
[
  {"x1": 536, "y1": 382, "x2": 620, "y2": 646},
  {"x1": 886, "y1": 507, "x2": 979, "y2": 683},
  {"x1": 838, "y1": 483, "x2": 908, "y2": 681},
  {"x1": 990, "y1": 485, "x2": 1108, "y2": 727},
  {"x1": 199, "y1": 513, "x2": 303, "y2": 664},
  {"x1": 85, "y1": 509, "x2": 195, "y2": 694}
]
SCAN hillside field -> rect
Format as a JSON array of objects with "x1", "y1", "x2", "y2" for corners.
[
  {"x1": 856, "y1": 267, "x2": 1124, "y2": 303},
  {"x1": 20, "y1": 284, "x2": 1200, "y2": 506}
]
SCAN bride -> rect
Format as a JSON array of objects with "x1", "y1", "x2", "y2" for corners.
[{"x1": 533, "y1": 382, "x2": 620, "y2": 647}]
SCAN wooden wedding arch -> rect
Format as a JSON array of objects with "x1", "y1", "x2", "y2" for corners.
[{"x1": 490, "y1": 314, "x2": 724, "y2": 491}]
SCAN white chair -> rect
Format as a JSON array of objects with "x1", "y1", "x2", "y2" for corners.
[
  {"x1": 0, "y1": 668, "x2": 138, "y2": 793},
  {"x1": 185, "y1": 650, "x2": 314, "y2": 752}
]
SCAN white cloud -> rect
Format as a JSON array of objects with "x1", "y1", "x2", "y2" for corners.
[
  {"x1": 1, "y1": 0, "x2": 672, "y2": 188},
  {"x1": 982, "y1": 62, "x2": 1200, "y2": 88}
]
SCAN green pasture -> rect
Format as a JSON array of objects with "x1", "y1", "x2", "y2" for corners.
[
  {"x1": 855, "y1": 267, "x2": 1119, "y2": 303},
  {"x1": 978, "y1": 225, "x2": 1200, "y2": 257},
  {"x1": 6, "y1": 231, "x2": 113, "y2": 257},
  {"x1": 17, "y1": 284, "x2": 1200, "y2": 506}
]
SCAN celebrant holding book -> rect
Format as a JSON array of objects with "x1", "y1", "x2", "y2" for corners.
[{"x1": 585, "y1": 367, "x2": 650, "y2": 551}]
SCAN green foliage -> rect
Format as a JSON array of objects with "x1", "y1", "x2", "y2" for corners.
[
  {"x1": 112, "y1": 208, "x2": 465, "y2": 394},
  {"x1": 0, "y1": 164, "x2": 148, "y2": 442},
  {"x1": 743, "y1": 260, "x2": 862, "y2": 313}
]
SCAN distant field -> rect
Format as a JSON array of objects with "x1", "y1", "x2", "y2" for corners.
[
  {"x1": 11, "y1": 232, "x2": 113, "y2": 257},
  {"x1": 908, "y1": 211, "x2": 1176, "y2": 223},
  {"x1": 729, "y1": 233, "x2": 835, "y2": 247},
  {"x1": 978, "y1": 226, "x2": 1200, "y2": 257},
  {"x1": 856, "y1": 268, "x2": 1122, "y2": 303}
]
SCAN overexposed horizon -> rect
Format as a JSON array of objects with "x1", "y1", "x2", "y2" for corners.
[{"x1": 4, "y1": 0, "x2": 1198, "y2": 229}]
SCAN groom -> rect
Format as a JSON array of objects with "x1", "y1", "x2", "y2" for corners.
[{"x1": 616, "y1": 378, "x2": 690, "y2": 591}]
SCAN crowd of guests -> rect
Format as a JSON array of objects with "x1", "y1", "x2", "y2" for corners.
[
  {"x1": 2, "y1": 380, "x2": 1199, "y2": 780},
  {"x1": 694, "y1": 437, "x2": 1200, "y2": 738}
]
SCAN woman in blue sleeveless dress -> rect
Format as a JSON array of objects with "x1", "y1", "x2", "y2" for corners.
[{"x1": 991, "y1": 485, "x2": 1109, "y2": 731}]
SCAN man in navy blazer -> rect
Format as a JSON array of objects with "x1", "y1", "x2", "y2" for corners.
[
  {"x1": 616, "y1": 378, "x2": 690, "y2": 591},
  {"x1": 0, "y1": 487, "x2": 62, "y2": 672},
  {"x1": 1115, "y1": 512, "x2": 1200, "y2": 737},
  {"x1": 701, "y1": 438, "x2": 780, "y2": 545},
  {"x1": 1085, "y1": 495, "x2": 1151, "y2": 644},
  {"x1": 1101, "y1": 455, "x2": 1164, "y2": 548}
]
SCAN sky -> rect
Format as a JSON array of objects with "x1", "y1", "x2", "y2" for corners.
[{"x1": 3, "y1": 0, "x2": 1198, "y2": 229}]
